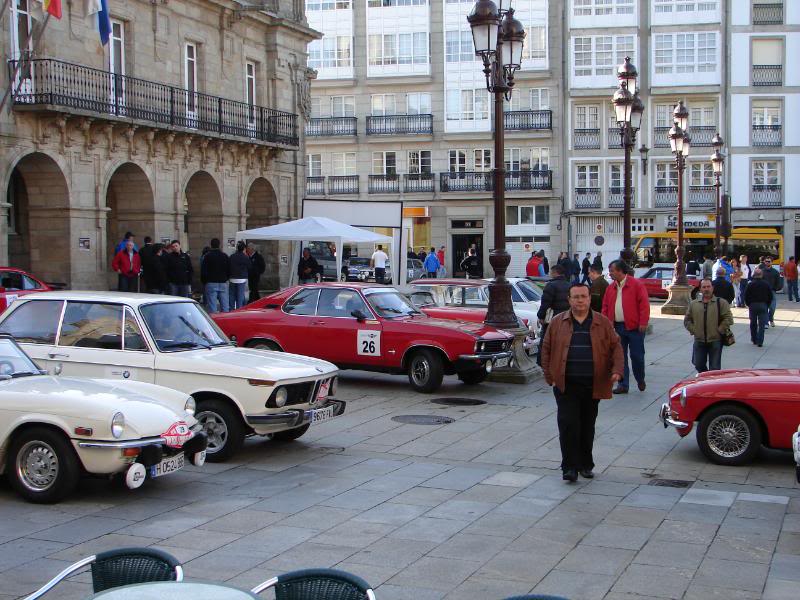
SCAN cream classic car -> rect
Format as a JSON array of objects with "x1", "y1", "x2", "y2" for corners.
[
  {"x1": 0, "y1": 335, "x2": 206, "y2": 503},
  {"x1": 0, "y1": 292, "x2": 342, "y2": 461}
]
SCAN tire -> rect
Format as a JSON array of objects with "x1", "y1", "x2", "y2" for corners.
[
  {"x1": 270, "y1": 424, "x2": 310, "y2": 442},
  {"x1": 7, "y1": 427, "x2": 80, "y2": 503},
  {"x1": 458, "y1": 369, "x2": 488, "y2": 385},
  {"x1": 195, "y1": 399, "x2": 245, "y2": 462},
  {"x1": 407, "y1": 349, "x2": 444, "y2": 393},
  {"x1": 696, "y1": 404, "x2": 762, "y2": 466},
  {"x1": 247, "y1": 340, "x2": 282, "y2": 352}
]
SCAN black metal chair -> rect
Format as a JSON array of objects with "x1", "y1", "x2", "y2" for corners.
[
  {"x1": 251, "y1": 568, "x2": 376, "y2": 599},
  {"x1": 24, "y1": 547, "x2": 183, "y2": 599}
]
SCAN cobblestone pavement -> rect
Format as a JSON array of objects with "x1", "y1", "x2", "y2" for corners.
[{"x1": 2, "y1": 300, "x2": 800, "y2": 599}]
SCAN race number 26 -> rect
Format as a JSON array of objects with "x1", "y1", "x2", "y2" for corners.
[{"x1": 357, "y1": 330, "x2": 381, "y2": 356}]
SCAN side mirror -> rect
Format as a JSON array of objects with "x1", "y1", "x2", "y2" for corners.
[{"x1": 351, "y1": 309, "x2": 367, "y2": 322}]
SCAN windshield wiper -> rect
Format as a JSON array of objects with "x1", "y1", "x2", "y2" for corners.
[
  {"x1": 10, "y1": 371, "x2": 40, "y2": 378},
  {"x1": 379, "y1": 307, "x2": 403, "y2": 314},
  {"x1": 161, "y1": 341, "x2": 210, "y2": 350},
  {"x1": 179, "y1": 316, "x2": 213, "y2": 345}
]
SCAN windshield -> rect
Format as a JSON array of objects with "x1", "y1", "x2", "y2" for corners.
[
  {"x1": 365, "y1": 290, "x2": 420, "y2": 318},
  {"x1": 140, "y1": 302, "x2": 229, "y2": 352},
  {"x1": 517, "y1": 280, "x2": 543, "y2": 302},
  {"x1": 0, "y1": 337, "x2": 42, "y2": 378}
]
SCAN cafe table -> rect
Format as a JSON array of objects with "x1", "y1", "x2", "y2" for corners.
[{"x1": 91, "y1": 581, "x2": 261, "y2": 599}]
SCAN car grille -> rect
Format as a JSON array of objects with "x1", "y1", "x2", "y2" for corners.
[
  {"x1": 284, "y1": 381, "x2": 315, "y2": 405},
  {"x1": 479, "y1": 340, "x2": 507, "y2": 353}
]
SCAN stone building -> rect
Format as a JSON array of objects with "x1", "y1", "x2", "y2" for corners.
[{"x1": 1, "y1": 0, "x2": 317, "y2": 289}]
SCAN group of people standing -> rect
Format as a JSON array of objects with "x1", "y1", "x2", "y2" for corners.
[{"x1": 525, "y1": 250, "x2": 604, "y2": 284}]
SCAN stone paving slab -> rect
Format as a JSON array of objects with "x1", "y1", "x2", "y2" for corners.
[{"x1": 1, "y1": 302, "x2": 800, "y2": 599}]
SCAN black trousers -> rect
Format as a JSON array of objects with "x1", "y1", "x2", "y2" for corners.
[
  {"x1": 248, "y1": 277, "x2": 260, "y2": 303},
  {"x1": 553, "y1": 381, "x2": 600, "y2": 472}
]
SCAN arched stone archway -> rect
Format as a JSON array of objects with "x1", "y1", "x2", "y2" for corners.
[
  {"x1": 244, "y1": 177, "x2": 280, "y2": 291},
  {"x1": 184, "y1": 171, "x2": 223, "y2": 283},
  {"x1": 5, "y1": 152, "x2": 71, "y2": 285}
]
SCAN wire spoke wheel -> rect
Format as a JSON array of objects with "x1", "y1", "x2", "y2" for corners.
[
  {"x1": 706, "y1": 414, "x2": 751, "y2": 458},
  {"x1": 196, "y1": 411, "x2": 228, "y2": 454},
  {"x1": 411, "y1": 356, "x2": 430, "y2": 386},
  {"x1": 16, "y1": 440, "x2": 59, "y2": 492}
]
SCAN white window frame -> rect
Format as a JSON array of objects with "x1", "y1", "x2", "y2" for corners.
[
  {"x1": 654, "y1": 0, "x2": 717, "y2": 13},
  {"x1": 372, "y1": 151, "x2": 397, "y2": 176},
  {"x1": 473, "y1": 149, "x2": 492, "y2": 172},
  {"x1": 751, "y1": 101, "x2": 781, "y2": 126},
  {"x1": 572, "y1": 35, "x2": 635, "y2": 78},
  {"x1": 573, "y1": 0, "x2": 634, "y2": 16},
  {"x1": 531, "y1": 148, "x2": 549, "y2": 171},
  {"x1": 307, "y1": 154, "x2": 322, "y2": 177},
  {"x1": 445, "y1": 30, "x2": 475, "y2": 63},
  {"x1": 689, "y1": 104, "x2": 715, "y2": 127},
  {"x1": 530, "y1": 88, "x2": 550, "y2": 110},
  {"x1": 184, "y1": 42, "x2": 198, "y2": 122},
  {"x1": 407, "y1": 92, "x2": 431, "y2": 115},
  {"x1": 656, "y1": 162, "x2": 679, "y2": 187},
  {"x1": 575, "y1": 105, "x2": 600, "y2": 129},
  {"x1": 690, "y1": 163, "x2": 714, "y2": 186},
  {"x1": 408, "y1": 150, "x2": 432, "y2": 174},
  {"x1": 449, "y1": 149, "x2": 467, "y2": 173},
  {"x1": 525, "y1": 26, "x2": 546, "y2": 61},
  {"x1": 576, "y1": 164, "x2": 599, "y2": 188},
  {"x1": 655, "y1": 32, "x2": 717, "y2": 74},
  {"x1": 370, "y1": 32, "x2": 427, "y2": 67},
  {"x1": 370, "y1": 94, "x2": 396, "y2": 116},
  {"x1": 245, "y1": 61, "x2": 257, "y2": 126},
  {"x1": 109, "y1": 20, "x2": 125, "y2": 109},
  {"x1": 330, "y1": 95, "x2": 355, "y2": 117},
  {"x1": 751, "y1": 160, "x2": 780, "y2": 186},
  {"x1": 332, "y1": 152, "x2": 357, "y2": 176}
]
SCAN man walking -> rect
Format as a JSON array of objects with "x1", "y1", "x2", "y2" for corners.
[
  {"x1": 111, "y1": 238, "x2": 141, "y2": 292},
  {"x1": 592, "y1": 251, "x2": 603, "y2": 273},
  {"x1": 165, "y1": 240, "x2": 193, "y2": 297},
  {"x1": 684, "y1": 278, "x2": 733, "y2": 372},
  {"x1": 423, "y1": 247, "x2": 440, "y2": 278},
  {"x1": 371, "y1": 245, "x2": 389, "y2": 284},
  {"x1": 759, "y1": 256, "x2": 780, "y2": 327},
  {"x1": 602, "y1": 260, "x2": 650, "y2": 394},
  {"x1": 229, "y1": 241, "x2": 250, "y2": 310},
  {"x1": 702, "y1": 255, "x2": 715, "y2": 280},
  {"x1": 536, "y1": 264, "x2": 571, "y2": 365},
  {"x1": 744, "y1": 268, "x2": 773, "y2": 347},
  {"x1": 712, "y1": 267, "x2": 735, "y2": 304},
  {"x1": 588, "y1": 265, "x2": 608, "y2": 313},
  {"x1": 201, "y1": 238, "x2": 230, "y2": 313},
  {"x1": 739, "y1": 254, "x2": 753, "y2": 305},
  {"x1": 786, "y1": 256, "x2": 798, "y2": 302},
  {"x1": 460, "y1": 248, "x2": 481, "y2": 279},
  {"x1": 570, "y1": 254, "x2": 581, "y2": 283},
  {"x1": 581, "y1": 252, "x2": 592, "y2": 284},
  {"x1": 542, "y1": 283, "x2": 623, "y2": 482}
]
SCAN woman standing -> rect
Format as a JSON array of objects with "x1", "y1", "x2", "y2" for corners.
[{"x1": 730, "y1": 257, "x2": 742, "y2": 307}]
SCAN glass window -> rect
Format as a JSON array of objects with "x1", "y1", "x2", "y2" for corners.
[
  {"x1": 656, "y1": 162, "x2": 678, "y2": 186},
  {"x1": 364, "y1": 290, "x2": 419, "y2": 317},
  {"x1": 525, "y1": 26, "x2": 546, "y2": 61},
  {"x1": 506, "y1": 206, "x2": 519, "y2": 226},
  {"x1": 371, "y1": 94, "x2": 396, "y2": 116},
  {"x1": 449, "y1": 149, "x2": 466, "y2": 172},
  {"x1": 140, "y1": 302, "x2": 228, "y2": 351},
  {"x1": 535, "y1": 205, "x2": 550, "y2": 224},
  {"x1": 530, "y1": 88, "x2": 550, "y2": 110},
  {"x1": 307, "y1": 154, "x2": 322, "y2": 177},
  {"x1": 283, "y1": 289, "x2": 320, "y2": 315},
  {"x1": 691, "y1": 163, "x2": 714, "y2": 186},
  {"x1": 0, "y1": 271, "x2": 25, "y2": 290},
  {"x1": 0, "y1": 337, "x2": 41, "y2": 377},
  {"x1": 517, "y1": 280, "x2": 543, "y2": 302},
  {"x1": 330, "y1": 96, "x2": 355, "y2": 117},
  {"x1": 317, "y1": 289, "x2": 369, "y2": 318},
  {"x1": 576, "y1": 164, "x2": 599, "y2": 187},
  {"x1": 124, "y1": 308, "x2": 148, "y2": 351},
  {"x1": 59, "y1": 302, "x2": 123, "y2": 350},
  {"x1": 520, "y1": 206, "x2": 534, "y2": 224},
  {"x1": 0, "y1": 300, "x2": 63, "y2": 344},
  {"x1": 413, "y1": 32, "x2": 428, "y2": 64},
  {"x1": 407, "y1": 93, "x2": 431, "y2": 115},
  {"x1": 751, "y1": 101, "x2": 781, "y2": 125},
  {"x1": 531, "y1": 148, "x2": 549, "y2": 171},
  {"x1": 408, "y1": 150, "x2": 431, "y2": 174},
  {"x1": 655, "y1": 35, "x2": 673, "y2": 74},
  {"x1": 332, "y1": 152, "x2": 356, "y2": 175},
  {"x1": 474, "y1": 149, "x2": 492, "y2": 171}
]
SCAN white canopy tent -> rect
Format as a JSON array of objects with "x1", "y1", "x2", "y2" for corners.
[{"x1": 235, "y1": 216, "x2": 393, "y2": 286}]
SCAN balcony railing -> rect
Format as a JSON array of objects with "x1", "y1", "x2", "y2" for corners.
[
  {"x1": 403, "y1": 173, "x2": 435, "y2": 193},
  {"x1": 654, "y1": 126, "x2": 670, "y2": 148},
  {"x1": 306, "y1": 176, "x2": 325, "y2": 196},
  {"x1": 753, "y1": 65, "x2": 783, "y2": 86},
  {"x1": 608, "y1": 187, "x2": 635, "y2": 209},
  {"x1": 753, "y1": 124, "x2": 782, "y2": 146},
  {"x1": 328, "y1": 175, "x2": 359, "y2": 195},
  {"x1": 306, "y1": 116, "x2": 357, "y2": 137},
  {"x1": 440, "y1": 171, "x2": 492, "y2": 192},
  {"x1": 688, "y1": 185, "x2": 716, "y2": 208},
  {"x1": 753, "y1": 3, "x2": 783, "y2": 24},
  {"x1": 752, "y1": 184, "x2": 782, "y2": 207},
  {"x1": 8, "y1": 58, "x2": 298, "y2": 146},
  {"x1": 573, "y1": 128, "x2": 600, "y2": 149},
  {"x1": 368, "y1": 174, "x2": 399, "y2": 194},
  {"x1": 366, "y1": 114, "x2": 433, "y2": 135},
  {"x1": 506, "y1": 170, "x2": 552, "y2": 190},
  {"x1": 504, "y1": 110, "x2": 552, "y2": 130},
  {"x1": 689, "y1": 126, "x2": 716, "y2": 147},
  {"x1": 654, "y1": 185, "x2": 678, "y2": 208},
  {"x1": 607, "y1": 127, "x2": 623, "y2": 149},
  {"x1": 574, "y1": 187, "x2": 601, "y2": 209}
]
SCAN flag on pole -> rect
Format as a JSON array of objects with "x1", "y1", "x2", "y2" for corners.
[
  {"x1": 44, "y1": 0, "x2": 62, "y2": 18},
  {"x1": 86, "y1": 0, "x2": 111, "y2": 45}
]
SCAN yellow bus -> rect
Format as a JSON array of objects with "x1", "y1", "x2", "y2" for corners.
[{"x1": 633, "y1": 228, "x2": 784, "y2": 267}]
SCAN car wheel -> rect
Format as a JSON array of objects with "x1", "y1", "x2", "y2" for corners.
[
  {"x1": 195, "y1": 399, "x2": 245, "y2": 462},
  {"x1": 269, "y1": 424, "x2": 310, "y2": 442},
  {"x1": 248, "y1": 340, "x2": 282, "y2": 352},
  {"x1": 407, "y1": 349, "x2": 444, "y2": 393},
  {"x1": 8, "y1": 427, "x2": 80, "y2": 503},
  {"x1": 696, "y1": 405, "x2": 762, "y2": 466},
  {"x1": 458, "y1": 369, "x2": 488, "y2": 385}
]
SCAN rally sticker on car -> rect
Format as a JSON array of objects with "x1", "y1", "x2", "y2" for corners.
[
  {"x1": 357, "y1": 330, "x2": 381, "y2": 356},
  {"x1": 161, "y1": 421, "x2": 192, "y2": 448}
]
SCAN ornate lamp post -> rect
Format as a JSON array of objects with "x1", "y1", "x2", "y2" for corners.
[
  {"x1": 711, "y1": 133, "x2": 725, "y2": 257},
  {"x1": 468, "y1": 0, "x2": 525, "y2": 330}
]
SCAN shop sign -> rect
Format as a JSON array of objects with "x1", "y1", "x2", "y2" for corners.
[
  {"x1": 665, "y1": 214, "x2": 715, "y2": 229},
  {"x1": 451, "y1": 220, "x2": 484, "y2": 229}
]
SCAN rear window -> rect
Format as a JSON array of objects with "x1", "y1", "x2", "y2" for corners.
[{"x1": 0, "y1": 300, "x2": 63, "y2": 344}]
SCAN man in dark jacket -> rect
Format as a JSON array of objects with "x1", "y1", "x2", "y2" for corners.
[
  {"x1": 201, "y1": 238, "x2": 230, "y2": 313},
  {"x1": 540, "y1": 251, "x2": 550, "y2": 275},
  {"x1": 229, "y1": 241, "x2": 251, "y2": 310},
  {"x1": 138, "y1": 236, "x2": 154, "y2": 288},
  {"x1": 588, "y1": 265, "x2": 608, "y2": 313},
  {"x1": 298, "y1": 248, "x2": 319, "y2": 284},
  {"x1": 246, "y1": 242, "x2": 266, "y2": 303},
  {"x1": 758, "y1": 256, "x2": 781, "y2": 327},
  {"x1": 744, "y1": 268, "x2": 774, "y2": 347},
  {"x1": 571, "y1": 254, "x2": 581, "y2": 283},
  {"x1": 145, "y1": 243, "x2": 169, "y2": 294},
  {"x1": 581, "y1": 252, "x2": 592, "y2": 284},
  {"x1": 165, "y1": 240, "x2": 193, "y2": 298},
  {"x1": 712, "y1": 267, "x2": 735, "y2": 304},
  {"x1": 460, "y1": 248, "x2": 481, "y2": 279},
  {"x1": 592, "y1": 252, "x2": 603, "y2": 273},
  {"x1": 536, "y1": 265, "x2": 571, "y2": 365}
]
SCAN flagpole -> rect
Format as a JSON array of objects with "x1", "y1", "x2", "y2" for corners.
[{"x1": 0, "y1": 12, "x2": 51, "y2": 114}]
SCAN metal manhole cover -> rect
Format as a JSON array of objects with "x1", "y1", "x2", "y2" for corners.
[
  {"x1": 391, "y1": 415, "x2": 455, "y2": 425},
  {"x1": 430, "y1": 397, "x2": 487, "y2": 406},
  {"x1": 648, "y1": 479, "x2": 692, "y2": 488}
]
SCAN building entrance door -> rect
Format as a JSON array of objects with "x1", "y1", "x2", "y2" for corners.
[{"x1": 452, "y1": 233, "x2": 484, "y2": 278}]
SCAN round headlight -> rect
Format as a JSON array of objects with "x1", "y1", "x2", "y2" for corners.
[
  {"x1": 275, "y1": 387, "x2": 288, "y2": 408},
  {"x1": 330, "y1": 377, "x2": 338, "y2": 397},
  {"x1": 184, "y1": 397, "x2": 196, "y2": 416},
  {"x1": 111, "y1": 412, "x2": 125, "y2": 439}
]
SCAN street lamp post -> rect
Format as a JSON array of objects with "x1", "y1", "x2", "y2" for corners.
[{"x1": 711, "y1": 133, "x2": 725, "y2": 257}]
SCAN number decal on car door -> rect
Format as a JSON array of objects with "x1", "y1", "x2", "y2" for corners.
[{"x1": 357, "y1": 330, "x2": 381, "y2": 356}]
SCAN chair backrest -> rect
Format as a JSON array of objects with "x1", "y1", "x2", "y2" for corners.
[
  {"x1": 263, "y1": 568, "x2": 374, "y2": 600},
  {"x1": 90, "y1": 547, "x2": 182, "y2": 593}
]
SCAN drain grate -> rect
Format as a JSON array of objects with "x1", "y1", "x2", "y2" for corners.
[
  {"x1": 392, "y1": 415, "x2": 455, "y2": 425},
  {"x1": 430, "y1": 397, "x2": 487, "y2": 406},
  {"x1": 648, "y1": 479, "x2": 693, "y2": 488}
]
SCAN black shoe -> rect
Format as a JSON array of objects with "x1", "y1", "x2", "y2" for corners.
[
  {"x1": 771, "y1": 321, "x2": 776, "y2": 328},
  {"x1": 637, "y1": 381, "x2": 647, "y2": 392},
  {"x1": 758, "y1": 343, "x2": 763, "y2": 347},
  {"x1": 579, "y1": 469, "x2": 594, "y2": 479},
  {"x1": 562, "y1": 469, "x2": 578, "y2": 482},
  {"x1": 613, "y1": 386, "x2": 629, "y2": 395}
]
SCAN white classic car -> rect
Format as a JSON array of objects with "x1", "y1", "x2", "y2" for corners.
[
  {"x1": 0, "y1": 336, "x2": 206, "y2": 503},
  {"x1": 0, "y1": 292, "x2": 343, "y2": 461}
]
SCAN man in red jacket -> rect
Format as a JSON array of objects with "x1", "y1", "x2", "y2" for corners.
[
  {"x1": 601, "y1": 259, "x2": 650, "y2": 394},
  {"x1": 112, "y1": 239, "x2": 142, "y2": 292}
]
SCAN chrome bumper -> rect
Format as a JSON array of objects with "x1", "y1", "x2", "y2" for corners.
[
  {"x1": 659, "y1": 403, "x2": 689, "y2": 429},
  {"x1": 76, "y1": 430, "x2": 203, "y2": 449},
  {"x1": 458, "y1": 350, "x2": 513, "y2": 362},
  {"x1": 245, "y1": 398, "x2": 346, "y2": 427}
]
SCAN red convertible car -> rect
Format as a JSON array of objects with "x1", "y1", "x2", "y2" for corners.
[
  {"x1": 212, "y1": 283, "x2": 514, "y2": 393},
  {"x1": 660, "y1": 368, "x2": 800, "y2": 465},
  {"x1": 639, "y1": 266, "x2": 700, "y2": 299}
]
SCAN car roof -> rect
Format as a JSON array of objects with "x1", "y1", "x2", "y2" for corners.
[
  {"x1": 410, "y1": 279, "x2": 484, "y2": 286},
  {"x1": 19, "y1": 291, "x2": 196, "y2": 306}
]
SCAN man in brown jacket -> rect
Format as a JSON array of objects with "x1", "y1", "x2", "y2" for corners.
[{"x1": 542, "y1": 283, "x2": 624, "y2": 482}]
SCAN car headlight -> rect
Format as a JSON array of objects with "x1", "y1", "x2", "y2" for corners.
[
  {"x1": 184, "y1": 397, "x2": 196, "y2": 416},
  {"x1": 111, "y1": 412, "x2": 125, "y2": 439},
  {"x1": 330, "y1": 377, "x2": 338, "y2": 397},
  {"x1": 275, "y1": 387, "x2": 288, "y2": 408}
]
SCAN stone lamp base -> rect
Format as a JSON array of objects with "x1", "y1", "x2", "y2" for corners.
[
  {"x1": 490, "y1": 325, "x2": 543, "y2": 384},
  {"x1": 660, "y1": 284, "x2": 693, "y2": 315}
]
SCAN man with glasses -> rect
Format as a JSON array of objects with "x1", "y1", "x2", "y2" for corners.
[{"x1": 758, "y1": 256, "x2": 781, "y2": 328}]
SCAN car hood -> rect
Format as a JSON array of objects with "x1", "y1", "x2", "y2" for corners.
[
  {"x1": 671, "y1": 368, "x2": 800, "y2": 395},
  {"x1": 399, "y1": 315, "x2": 512, "y2": 339},
  {"x1": 158, "y1": 346, "x2": 338, "y2": 381}
]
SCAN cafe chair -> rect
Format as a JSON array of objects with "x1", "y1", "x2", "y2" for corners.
[
  {"x1": 24, "y1": 547, "x2": 183, "y2": 599},
  {"x1": 251, "y1": 568, "x2": 376, "y2": 599}
]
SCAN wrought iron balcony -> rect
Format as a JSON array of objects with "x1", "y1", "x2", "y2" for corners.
[
  {"x1": 328, "y1": 175, "x2": 359, "y2": 195},
  {"x1": 654, "y1": 185, "x2": 678, "y2": 208},
  {"x1": 368, "y1": 174, "x2": 399, "y2": 194},
  {"x1": 753, "y1": 3, "x2": 783, "y2": 24},
  {"x1": 574, "y1": 188, "x2": 601, "y2": 209},
  {"x1": 366, "y1": 114, "x2": 432, "y2": 135},
  {"x1": 688, "y1": 185, "x2": 716, "y2": 208},
  {"x1": 403, "y1": 173, "x2": 434, "y2": 193},
  {"x1": 608, "y1": 128, "x2": 624, "y2": 149},
  {"x1": 573, "y1": 128, "x2": 600, "y2": 149},
  {"x1": 440, "y1": 171, "x2": 492, "y2": 192},
  {"x1": 306, "y1": 116, "x2": 357, "y2": 137},
  {"x1": 8, "y1": 58, "x2": 298, "y2": 146},
  {"x1": 506, "y1": 170, "x2": 552, "y2": 191},
  {"x1": 753, "y1": 65, "x2": 783, "y2": 86},
  {"x1": 504, "y1": 110, "x2": 552, "y2": 131},
  {"x1": 753, "y1": 124, "x2": 782, "y2": 146},
  {"x1": 608, "y1": 187, "x2": 635, "y2": 209},
  {"x1": 654, "y1": 126, "x2": 671, "y2": 148},
  {"x1": 306, "y1": 176, "x2": 325, "y2": 196},
  {"x1": 689, "y1": 126, "x2": 717, "y2": 147},
  {"x1": 752, "y1": 184, "x2": 782, "y2": 207}
]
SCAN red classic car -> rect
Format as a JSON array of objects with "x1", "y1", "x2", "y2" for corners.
[
  {"x1": 212, "y1": 283, "x2": 514, "y2": 393},
  {"x1": 660, "y1": 368, "x2": 800, "y2": 465},
  {"x1": 0, "y1": 267, "x2": 60, "y2": 313},
  {"x1": 639, "y1": 266, "x2": 700, "y2": 299}
]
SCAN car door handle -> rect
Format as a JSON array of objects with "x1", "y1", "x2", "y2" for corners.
[
  {"x1": 310, "y1": 320, "x2": 325, "y2": 326},
  {"x1": 48, "y1": 352, "x2": 70, "y2": 359}
]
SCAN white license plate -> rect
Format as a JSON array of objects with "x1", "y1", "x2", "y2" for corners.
[
  {"x1": 310, "y1": 405, "x2": 336, "y2": 426},
  {"x1": 149, "y1": 453, "x2": 184, "y2": 478},
  {"x1": 494, "y1": 357, "x2": 510, "y2": 368}
]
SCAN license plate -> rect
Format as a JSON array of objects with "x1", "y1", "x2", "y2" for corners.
[
  {"x1": 494, "y1": 357, "x2": 509, "y2": 368},
  {"x1": 310, "y1": 405, "x2": 336, "y2": 426},
  {"x1": 149, "y1": 453, "x2": 184, "y2": 478}
]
